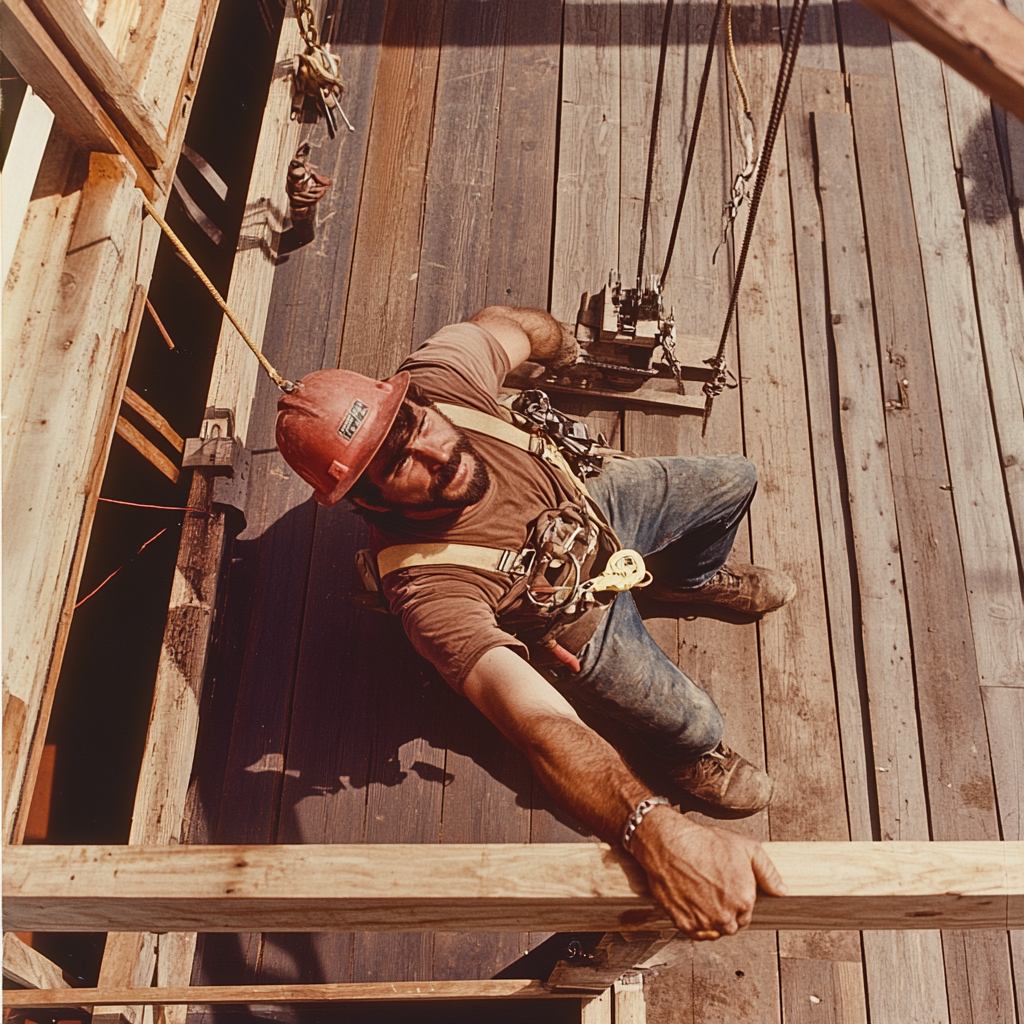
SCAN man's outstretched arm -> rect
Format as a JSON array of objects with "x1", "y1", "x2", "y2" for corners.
[
  {"x1": 463, "y1": 645, "x2": 787, "y2": 939},
  {"x1": 470, "y1": 306, "x2": 578, "y2": 372}
]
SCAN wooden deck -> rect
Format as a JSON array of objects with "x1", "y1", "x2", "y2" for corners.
[{"x1": 184, "y1": 0, "x2": 1024, "y2": 1020}]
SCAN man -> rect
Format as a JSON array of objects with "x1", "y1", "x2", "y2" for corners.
[{"x1": 276, "y1": 305, "x2": 790, "y2": 939}]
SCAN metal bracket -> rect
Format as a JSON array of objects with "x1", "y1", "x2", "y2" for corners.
[{"x1": 182, "y1": 408, "x2": 251, "y2": 519}]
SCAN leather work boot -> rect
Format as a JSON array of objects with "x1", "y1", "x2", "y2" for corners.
[
  {"x1": 668, "y1": 742, "x2": 773, "y2": 816},
  {"x1": 649, "y1": 561, "x2": 796, "y2": 615}
]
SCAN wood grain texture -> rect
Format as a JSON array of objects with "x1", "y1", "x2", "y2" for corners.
[
  {"x1": 92, "y1": 472, "x2": 225, "y2": 1024},
  {"x1": 3, "y1": 934, "x2": 73, "y2": 991},
  {"x1": 729, "y1": 3, "x2": 865, "y2": 1018},
  {"x1": 409, "y1": 0, "x2": 508, "y2": 347},
  {"x1": 941, "y1": 66, "x2": 1024, "y2": 637},
  {"x1": 339, "y1": 0, "x2": 443, "y2": 379},
  {"x1": 5, "y1": 841, "x2": 1022, "y2": 933},
  {"x1": 849, "y1": 67, "x2": 1016, "y2": 1024},
  {"x1": 2, "y1": 153, "x2": 141, "y2": 842},
  {"x1": 816, "y1": 102, "x2": 958, "y2": 1022},
  {"x1": 814, "y1": 111, "x2": 929, "y2": 844},
  {"x1": 0, "y1": 0, "x2": 158, "y2": 196},
  {"x1": 484, "y1": 0, "x2": 561, "y2": 310},
  {"x1": 114, "y1": 415, "x2": 179, "y2": 481},
  {"x1": 854, "y1": 0, "x2": 1024, "y2": 120},
  {"x1": 881, "y1": 48, "x2": 1024, "y2": 690},
  {"x1": 3, "y1": 980, "x2": 577, "y2": 1008},
  {"x1": 550, "y1": 0, "x2": 620, "y2": 323},
  {"x1": 786, "y1": 66, "x2": 873, "y2": 848},
  {"x1": 23, "y1": 0, "x2": 170, "y2": 166}
]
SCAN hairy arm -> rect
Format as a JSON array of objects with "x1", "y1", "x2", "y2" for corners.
[
  {"x1": 470, "y1": 306, "x2": 578, "y2": 372},
  {"x1": 463, "y1": 645, "x2": 787, "y2": 938}
]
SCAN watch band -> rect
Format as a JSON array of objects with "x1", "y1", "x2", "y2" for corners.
[{"x1": 621, "y1": 795, "x2": 670, "y2": 851}]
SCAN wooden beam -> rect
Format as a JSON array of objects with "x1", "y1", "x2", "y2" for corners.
[
  {"x1": 23, "y1": 0, "x2": 169, "y2": 168},
  {"x1": 0, "y1": 0, "x2": 159, "y2": 198},
  {"x1": 2, "y1": 980, "x2": 576, "y2": 1009},
  {"x1": 546, "y1": 932, "x2": 674, "y2": 993},
  {"x1": 4, "y1": 842, "x2": 1021, "y2": 933},
  {"x1": 115, "y1": 416, "x2": 180, "y2": 483},
  {"x1": 122, "y1": 387, "x2": 184, "y2": 453},
  {"x1": 855, "y1": 0, "x2": 1024, "y2": 121},
  {"x1": 3, "y1": 934, "x2": 70, "y2": 991}
]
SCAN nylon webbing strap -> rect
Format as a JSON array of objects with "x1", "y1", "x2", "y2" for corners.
[
  {"x1": 377, "y1": 542, "x2": 520, "y2": 578},
  {"x1": 435, "y1": 404, "x2": 539, "y2": 453}
]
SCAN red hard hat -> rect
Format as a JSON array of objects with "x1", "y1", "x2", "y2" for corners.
[{"x1": 275, "y1": 369, "x2": 410, "y2": 507}]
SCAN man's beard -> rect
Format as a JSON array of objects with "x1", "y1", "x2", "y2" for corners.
[{"x1": 390, "y1": 430, "x2": 490, "y2": 514}]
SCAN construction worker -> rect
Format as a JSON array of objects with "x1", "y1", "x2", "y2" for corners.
[{"x1": 276, "y1": 305, "x2": 791, "y2": 939}]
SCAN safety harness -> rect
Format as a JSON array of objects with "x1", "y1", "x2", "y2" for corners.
[{"x1": 374, "y1": 400, "x2": 652, "y2": 671}]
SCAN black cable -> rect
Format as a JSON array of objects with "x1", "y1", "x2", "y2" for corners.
[
  {"x1": 636, "y1": 0, "x2": 675, "y2": 291},
  {"x1": 702, "y1": 0, "x2": 811, "y2": 435},
  {"x1": 659, "y1": 0, "x2": 729, "y2": 292}
]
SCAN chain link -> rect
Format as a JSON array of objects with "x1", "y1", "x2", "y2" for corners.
[{"x1": 294, "y1": 0, "x2": 320, "y2": 49}]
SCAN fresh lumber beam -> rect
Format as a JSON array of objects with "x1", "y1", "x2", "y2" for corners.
[
  {"x1": 0, "y1": 0, "x2": 159, "y2": 198},
  {"x1": 23, "y1": 0, "x2": 169, "y2": 168},
  {"x1": 855, "y1": 0, "x2": 1024, "y2": 121},
  {"x1": 2, "y1": 979, "x2": 576, "y2": 1009},
  {"x1": 4, "y1": 842, "x2": 1021, "y2": 933},
  {"x1": 2, "y1": 156, "x2": 142, "y2": 844}
]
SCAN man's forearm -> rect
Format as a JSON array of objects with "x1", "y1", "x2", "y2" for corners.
[
  {"x1": 470, "y1": 306, "x2": 578, "y2": 370},
  {"x1": 463, "y1": 646, "x2": 787, "y2": 938},
  {"x1": 463, "y1": 645, "x2": 667, "y2": 847}
]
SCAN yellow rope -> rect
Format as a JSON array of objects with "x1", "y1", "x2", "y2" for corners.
[{"x1": 139, "y1": 196, "x2": 294, "y2": 392}]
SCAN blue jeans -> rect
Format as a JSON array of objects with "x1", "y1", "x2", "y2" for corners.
[{"x1": 547, "y1": 455, "x2": 757, "y2": 762}]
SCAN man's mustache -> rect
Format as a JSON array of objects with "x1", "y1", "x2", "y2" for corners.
[{"x1": 429, "y1": 436, "x2": 473, "y2": 501}]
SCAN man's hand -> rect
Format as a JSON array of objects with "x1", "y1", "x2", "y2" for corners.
[
  {"x1": 463, "y1": 647, "x2": 786, "y2": 940},
  {"x1": 630, "y1": 809, "x2": 788, "y2": 939}
]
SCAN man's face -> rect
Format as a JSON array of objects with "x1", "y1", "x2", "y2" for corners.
[{"x1": 361, "y1": 401, "x2": 490, "y2": 515}]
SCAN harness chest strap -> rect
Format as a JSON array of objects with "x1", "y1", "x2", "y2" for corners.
[{"x1": 375, "y1": 402, "x2": 649, "y2": 594}]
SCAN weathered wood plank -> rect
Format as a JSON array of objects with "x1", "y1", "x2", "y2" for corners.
[
  {"x1": 849, "y1": 67, "x2": 1016, "y2": 1022},
  {"x1": 122, "y1": 386, "x2": 185, "y2": 453},
  {"x1": 5, "y1": 841, "x2": 1022, "y2": 933},
  {"x1": 941, "y1": 67, "x2": 1024, "y2": 632},
  {"x1": 814, "y1": 102, "x2": 950, "y2": 1023},
  {"x1": 3, "y1": 980, "x2": 576, "y2": 1008},
  {"x1": 409, "y1": 0, "x2": 509, "y2": 347},
  {"x1": 23, "y1": 0, "x2": 170, "y2": 167},
  {"x1": 882, "y1": 56, "x2": 1024, "y2": 690},
  {"x1": 484, "y1": 0, "x2": 561, "y2": 311},
  {"x1": 787, "y1": 64, "x2": 874, "y2": 849},
  {"x1": 814, "y1": 111, "x2": 929, "y2": 845},
  {"x1": 0, "y1": 0, "x2": 158, "y2": 197},
  {"x1": 550, "y1": 0, "x2": 620, "y2": 324},
  {"x1": 339, "y1": 0, "x2": 443, "y2": 379},
  {"x1": 728, "y1": 3, "x2": 866, "y2": 1019}
]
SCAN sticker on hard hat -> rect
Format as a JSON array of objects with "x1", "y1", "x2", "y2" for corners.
[{"x1": 338, "y1": 399, "x2": 369, "y2": 441}]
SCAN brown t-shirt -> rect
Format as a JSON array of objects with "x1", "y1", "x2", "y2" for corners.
[{"x1": 373, "y1": 322, "x2": 581, "y2": 693}]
